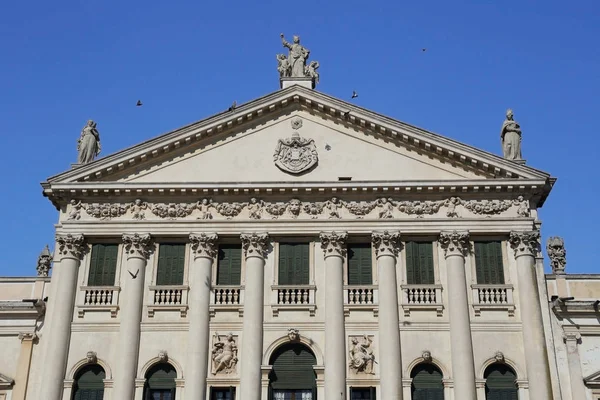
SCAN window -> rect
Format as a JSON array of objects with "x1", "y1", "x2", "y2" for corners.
[
  {"x1": 278, "y1": 243, "x2": 309, "y2": 285},
  {"x1": 350, "y1": 387, "x2": 376, "y2": 399},
  {"x1": 144, "y1": 363, "x2": 176, "y2": 400},
  {"x1": 474, "y1": 242, "x2": 505, "y2": 284},
  {"x1": 72, "y1": 364, "x2": 105, "y2": 400},
  {"x1": 156, "y1": 244, "x2": 186, "y2": 286},
  {"x1": 88, "y1": 244, "x2": 118, "y2": 286},
  {"x1": 210, "y1": 387, "x2": 236, "y2": 400},
  {"x1": 484, "y1": 363, "x2": 518, "y2": 400},
  {"x1": 269, "y1": 343, "x2": 316, "y2": 400},
  {"x1": 348, "y1": 244, "x2": 372, "y2": 285},
  {"x1": 405, "y1": 242, "x2": 434, "y2": 285},
  {"x1": 411, "y1": 363, "x2": 444, "y2": 400},
  {"x1": 217, "y1": 244, "x2": 242, "y2": 285}
]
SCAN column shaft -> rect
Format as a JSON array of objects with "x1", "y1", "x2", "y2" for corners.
[
  {"x1": 239, "y1": 255, "x2": 266, "y2": 400},
  {"x1": 324, "y1": 253, "x2": 346, "y2": 400},
  {"x1": 185, "y1": 233, "x2": 218, "y2": 400},
  {"x1": 378, "y1": 254, "x2": 403, "y2": 400},
  {"x1": 565, "y1": 335, "x2": 587, "y2": 400},
  {"x1": 12, "y1": 334, "x2": 36, "y2": 400},
  {"x1": 446, "y1": 253, "x2": 477, "y2": 400},
  {"x1": 516, "y1": 253, "x2": 553, "y2": 399}
]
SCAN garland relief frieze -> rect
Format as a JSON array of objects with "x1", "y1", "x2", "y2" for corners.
[{"x1": 63, "y1": 195, "x2": 533, "y2": 222}]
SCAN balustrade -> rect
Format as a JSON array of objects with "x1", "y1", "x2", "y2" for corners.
[
  {"x1": 78, "y1": 286, "x2": 120, "y2": 318},
  {"x1": 271, "y1": 285, "x2": 316, "y2": 316},
  {"x1": 401, "y1": 284, "x2": 444, "y2": 316},
  {"x1": 471, "y1": 284, "x2": 515, "y2": 316},
  {"x1": 343, "y1": 285, "x2": 378, "y2": 316},
  {"x1": 147, "y1": 285, "x2": 189, "y2": 317}
]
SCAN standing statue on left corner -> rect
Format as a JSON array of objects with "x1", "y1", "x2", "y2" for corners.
[
  {"x1": 77, "y1": 120, "x2": 101, "y2": 164},
  {"x1": 500, "y1": 109, "x2": 522, "y2": 161}
]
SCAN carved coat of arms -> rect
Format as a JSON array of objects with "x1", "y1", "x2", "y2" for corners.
[{"x1": 273, "y1": 118, "x2": 318, "y2": 174}]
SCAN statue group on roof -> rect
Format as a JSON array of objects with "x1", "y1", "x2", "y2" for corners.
[{"x1": 277, "y1": 33, "x2": 319, "y2": 83}]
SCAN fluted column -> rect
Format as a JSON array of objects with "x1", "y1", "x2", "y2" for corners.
[
  {"x1": 439, "y1": 231, "x2": 476, "y2": 400},
  {"x1": 509, "y1": 231, "x2": 553, "y2": 399},
  {"x1": 372, "y1": 231, "x2": 403, "y2": 400},
  {"x1": 563, "y1": 332, "x2": 586, "y2": 400},
  {"x1": 42, "y1": 234, "x2": 85, "y2": 400},
  {"x1": 113, "y1": 234, "x2": 153, "y2": 400},
  {"x1": 185, "y1": 233, "x2": 218, "y2": 400},
  {"x1": 320, "y1": 231, "x2": 348, "y2": 400},
  {"x1": 239, "y1": 233, "x2": 269, "y2": 400}
]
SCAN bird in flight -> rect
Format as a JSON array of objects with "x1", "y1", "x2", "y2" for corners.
[
  {"x1": 136, "y1": 100, "x2": 143, "y2": 106},
  {"x1": 422, "y1": 48, "x2": 427, "y2": 52},
  {"x1": 128, "y1": 269, "x2": 139, "y2": 279},
  {"x1": 351, "y1": 91, "x2": 358, "y2": 99}
]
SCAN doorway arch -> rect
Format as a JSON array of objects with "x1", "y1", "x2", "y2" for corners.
[
  {"x1": 484, "y1": 363, "x2": 518, "y2": 400},
  {"x1": 269, "y1": 342, "x2": 317, "y2": 400},
  {"x1": 411, "y1": 363, "x2": 444, "y2": 400}
]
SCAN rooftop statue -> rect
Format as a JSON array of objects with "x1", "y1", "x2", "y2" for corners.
[
  {"x1": 500, "y1": 109, "x2": 522, "y2": 161},
  {"x1": 77, "y1": 120, "x2": 101, "y2": 164},
  {"x1": 278, "y1": 33, "x2": 320, "y2": 84}
]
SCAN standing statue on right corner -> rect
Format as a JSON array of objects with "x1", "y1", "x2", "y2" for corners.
[
  {"x1": 77, "y1": 120, "x2": 101, "y2": 164},
  {"x1": 500, "y1": 109, "x2": 523, "y2": 160},
  {"x1": 280, "y1": 33, "x2": 310, "y2": 78}
]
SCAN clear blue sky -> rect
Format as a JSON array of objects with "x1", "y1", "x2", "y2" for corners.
[{"x1": 1, "y1": 1, "x2": 598, "y2": 276}]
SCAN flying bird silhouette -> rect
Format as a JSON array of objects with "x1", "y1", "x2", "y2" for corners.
[
  {"x1": 136, "y1": 100, "x2": 143, "y2": 106},
  {"x1": 351, "y1": 91, "x2": 358, "y2": 99},
  {"x1": 422, "y1": 48, "x2": 427, "y2": 52},
  {"x1": 128, "y1": 269, "x2": 139, "y2": 279}
]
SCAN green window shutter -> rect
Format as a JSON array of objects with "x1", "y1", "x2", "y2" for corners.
[
  {"x1": 88, "y1": 244, "x2": 118, "y2": 286},
  {"x1": 348, "y1": 244, "x2": 372, "y2": 285},
  {"x1": 406, "y1": 242, "x2": 434, "y2": 285},
  {"x1": 485, "y1": 364, "x2": 518, "y2": 400},
  {"x1": 475, "y1": 242, "x2": 505, "y2": 284},
  {"x1": 269, "y1": 343, "x2": 316, "y2": 390},
  {"x1": 411, "y1": 364, "x2": 444, "y2": 400},
  {"x1": 157, "y1": 244, "x2": 185, "y2": 285},
  {"x1": 278, "y1": 243, "x2": 309, "y2": 285},
  {"x1": 217, "y1": 245, "x2": 242, "y2": 285}
]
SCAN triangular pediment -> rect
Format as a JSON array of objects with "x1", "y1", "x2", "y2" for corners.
[
  {"x1": 43, "y1": 86, "x2": 554, "y2": 206},
  {"x1": 0, "y1": 372, "x2": 14, "y2": 388},
  {"x1": 585, "y1": 370, "x2": 600, "y2": 388}
]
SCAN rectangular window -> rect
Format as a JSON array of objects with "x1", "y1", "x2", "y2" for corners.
[
  {"x1": 474, "y1": 241, "x2": 505, "y2": 284},
  {"x1": 350, "y1": 387, "x2": 376, "y2": 400},
  {"x1": 347, "y1": 244, "x2": 373, "y2": 285},
  {"x1": 217, "y1": 244, "x2": 242, "y2": 285},
  {"x1": 405, "y1": 241, "x2": 434, "y2": 285},
  {"x1": 156, "y1": 244, "x2": 186, "y2": 286},
  {"x1": 87, "y1": 244, "x2": 118, "y2": 286},
  {"x1": 278, "y1": 243, "x2": 310, "y2": 285},
  {"x1": 210, "y1": 387, "x2": 236, "y2": 400}
]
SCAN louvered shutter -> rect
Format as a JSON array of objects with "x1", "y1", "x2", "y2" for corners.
[
  {"x1": 269, "y1": 343, "x2": 316, "y2": 390},
  {"x1": 406, "y1": 241, "x2": 417, "y2": 284},
  {"x1": 217, "y1": 245, "x2": 242, "y2": 285},
  {"x1": 485, "y1": 364, "x2": 518, "y2": 400},
  {"x1": 157, "y1": 244, "x2": 185, "y2": 285},
  {"x1": 411, "y1": 364, "x2": 444, "y2": 400},
  {"x1": 348, "y1": 244, "x2": 372, "y2": 285},
  {"x1": 475, "y1": 242, "x2": 505, "y2": 284},
  {"x1": 88, "y1": 244, "x2": 118, "y2": 286},
  {"x1": 406, "y1": 242, "x2": 434, "y2": 285},
  {"x1": 278, "y1": 244, "x2": 291, "y2": 284},
  {"x1": 279, "y1": 244, "x2": 309, "y2": 285}
]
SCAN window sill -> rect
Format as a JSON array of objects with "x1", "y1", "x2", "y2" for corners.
[
  {"x1": 77, "y1": 305, "x2": 119, "y2": 318},
  {"x1": 209, "y1": 304, "x2": 244, "y2": 317},
  {"x1": 401, "y1": 303, "x2": 444, "y2": 317},
  {"x1": 147, "y1": 304, "x2": 188, "y2": 318},
  {"x1": 271, "y1": 304, "x2": 316, "y2": 317}
]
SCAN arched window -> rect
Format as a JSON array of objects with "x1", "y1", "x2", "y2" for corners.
[
  {"x1": 72, "y1": 364, "x2": 105, "y2": 400},
  {"x1": 269, "y1": 343, "x2": 316, "y2": 400},
  {"x1": 484, "y1": 364, "x2": 518, "y2": 400},
  {"x1": 144, "y1": 363, "x2": 177, "y2": 400},
  {"x1": 411, "y1": 363, "x2": 444, "y2": 400}
]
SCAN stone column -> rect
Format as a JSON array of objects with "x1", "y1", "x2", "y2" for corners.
[
  {"x1": 509, "y1": 231, "x2": 553, "y2": 399},
  {"x1": 372, "y1": 231, "x2": 403, "y2": 400},
  {"x1": 439, "y1": 231, "x2": 477, "y2": 400},
  {"x1": 42, "y1": 234, "x2": 86, "y2": 400},
  {"x1": 320, "y1": 231, "x2": 348, "y2": 400},
  {"x1": 185, "y1": 233, "x2": 218, "y2": 400},
  {"x1": 12, "y1": 333, "x2": 38, "y2": 400},
  {"x1": 564, "y1": 333, "x2": 586, "y2": 400},
  {"x1": 239, "y1": 233, "x2": 269, "y2": 400},
  {"x1": 113, "y1": 234, "x2": 153, "y2": 400}
]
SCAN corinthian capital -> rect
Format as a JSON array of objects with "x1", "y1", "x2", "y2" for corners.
[
  {"x1": 439, "y1": 231, "x2": 470, "y2": 258},
  {"x1": 509, "y1": 231, "x2": 540, "y2": 258},
  {"x1": 371, "y1": 231, "x2": 401, "y2": 258},
  {"x1": 240, "y1": 232, "x2": 269, "y2": 259},
  {"x1": 122, "y1": 233, "x2": 153, "y2": 260},
  {"x1": 319, "y1": 231, "x2": 348, "y2": 258},
  {"x1": 189, "y1": 233, "x2": 218, "y2": 259},
  {"x1": 56, "y1": 234, "x2": 86, "y2": 260}
]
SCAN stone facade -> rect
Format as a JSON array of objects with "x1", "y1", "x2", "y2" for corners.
[{"x1": 0, "y1": 85, "x2": 597, "y2": 400}]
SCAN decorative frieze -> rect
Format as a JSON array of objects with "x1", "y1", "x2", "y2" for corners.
[
  {"x1": 64, "y1": 195, "x2": 532, "y2": 222},
  {"x1": 189, "y1": 233, "x2": 218, "y2": 259},
  {"x1": 348, "y1": 335, "x2": 375, "y2": 375},
  {"x1": 509, "y1": 231, "x2": 540, "y2": 258},
  {"x1": 439, "y1": 231, "x2": 470, "y2": 258},
  {"x1": 320, "y1": 231, "x2": 348, "y2": 258},
  {"x1": 56, "y1": 234, "x2": 86, "y2": 259},
  {"x1": 371, "y1": 231, "x2": 401, "y2": 258},
  {"x1": 122, "y1": 233, "x2": 153, "y2": 259},
  {"x1": 240, "y1": 232, "x2": 269, "y2": 259},
  {"x1": 547, "y1": 236, "x2": 567, "y2": 274}
]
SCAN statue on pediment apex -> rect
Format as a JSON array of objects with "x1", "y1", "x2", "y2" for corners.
[
  {"x1": 500, "y1": 109, "x2": 522, "y2": 161},
  {"x1": 77, "y1": 120, "x2": 101, "y2": 164},
  {"x1": 280, "y1": 33, "x2": 310, "y2": 78}
]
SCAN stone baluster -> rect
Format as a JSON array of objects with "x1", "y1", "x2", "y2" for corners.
[
  {"x1": 113, "y1": 234, "x2": 153, "y2": 400},
  {"x1": 320, "y1": 231, "x2": 348, "y2": 400},
  {"x1": 185, "y1": 233, "x2": 218, "y2": 400},
  {"x1": 41, "y1": 234, "x2": 86, "y2": 400},
  {"x1": 372, "y1": 231, "x2": 403, "y2": 400},
  {"x1": 439, "y1": 231, "x2": 477, "y2": 400},
  {"x1": 509, "y1": 231, "x2": 553, "y2": 399},
  {"x1": 239, "y1": 233, "x2": 270, "y2": 400}
]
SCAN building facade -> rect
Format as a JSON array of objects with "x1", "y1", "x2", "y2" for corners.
[{"x1": 0, "y1": 73, "x2": 599, "y2": 400}]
